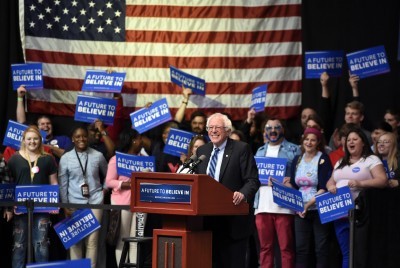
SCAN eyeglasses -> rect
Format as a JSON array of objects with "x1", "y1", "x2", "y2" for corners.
[
  {"x1": 206, "y1": 126, "x2": 226, "y2": 131},
  {"x1": 265, "y1": 125, "x2": 282, "y2": 131},
  {"x1": 377, "y1": 140, "x2": 391, "y2": 145}
]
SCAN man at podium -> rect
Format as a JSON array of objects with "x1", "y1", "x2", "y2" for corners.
[{"x1": 195, "y1": 113, "x2": 260, "y2": 268}]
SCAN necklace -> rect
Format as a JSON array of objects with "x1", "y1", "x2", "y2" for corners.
[{"x1": 25, "y1": 150, "x2": 40, "y2": 181}]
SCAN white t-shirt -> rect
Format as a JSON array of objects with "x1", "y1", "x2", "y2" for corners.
[
  {"x1": 255, "y1": 144, "x2": 294, "y2": 215},
  {"x1": 333, "y1": 155, "x2": 382, "y2": 199}
]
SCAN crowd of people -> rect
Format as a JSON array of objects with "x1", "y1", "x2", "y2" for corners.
[{"x1": 0, "y1": 70, "x2": 399, "y2": 268}]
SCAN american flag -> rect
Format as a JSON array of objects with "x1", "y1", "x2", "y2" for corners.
[{"x1": 19, "y1": 0, "x2": 302, "y2": 120}]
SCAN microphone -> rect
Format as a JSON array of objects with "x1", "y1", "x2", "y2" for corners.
[
  {"x1": 182, "y1": 154, "x2": 198, "y2": 169},
  {"x1": 187, "y1": 155, "x2": 206, "y2": 174}
]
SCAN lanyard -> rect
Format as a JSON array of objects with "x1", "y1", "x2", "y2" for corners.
[
  {"x1": 75, "y1": 149, "x2": 88, "y2": 183},
  {"x1": 25, "y1": 150, "x2": 39, "y2": 181}
]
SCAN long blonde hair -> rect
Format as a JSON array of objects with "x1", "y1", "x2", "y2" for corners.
[
  {"x1": 20, "y1": 125, "x2": 46, "y2": 155},
  {"x1": 376, "y1": 132, "x2": 398, "y2": 171}
]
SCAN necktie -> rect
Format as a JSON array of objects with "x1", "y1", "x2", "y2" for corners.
[{"x1": 208, "y1": 148, "x2": 220, "y2": 179}]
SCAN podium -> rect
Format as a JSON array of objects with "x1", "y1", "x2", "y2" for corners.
[{"x1": 131, "y1": 172, "x2": 249, "y2": 268}]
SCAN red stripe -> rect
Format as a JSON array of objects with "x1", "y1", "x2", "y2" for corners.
[
  {"x1": 126, "y1": 4, "x2": 301, "y2": 19},
  {"x1": 26, "y1": 49, "x2": 301, "y2": 68},
  {"x1": 43, "y1": 77, "x2": 301, "y2": 94},
  {"x1": 125, "y1": 29, "x2": 301, "y2": 44},
  {"x1": 28, "y1": 100, "x2": 300, "y2": 120}
]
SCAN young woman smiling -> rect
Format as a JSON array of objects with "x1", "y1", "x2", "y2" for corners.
[
  {"x1": 287, "y1": 127, "x2": 332, "y2": 268},
  {"x1": 8, "y1": 126, "x2": 58, "y2": 268},
  {"x1": 375, "y1": 132, "x2": 400, "y2": 188},
  {"x1": 326, "y1": 127, "x2": 387, "y2": 268}
]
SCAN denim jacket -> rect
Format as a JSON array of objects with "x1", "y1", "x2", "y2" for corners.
[{"x1": 253, "y1": 139, "x2": 300, "y2": 208}]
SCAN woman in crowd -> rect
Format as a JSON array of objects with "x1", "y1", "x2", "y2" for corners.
[
  {"x1": 305, "y1": 114, "x2": 332, "y2": 154},
  {"x1": 178, "y1": 135, "x2": 208, "y2": 173},
  {"x1": 375, "y1": 132, "x2": 400, "y2": 187},
  {"x1": 58, "y1": 126, "x2": 108, "y2": 268},
  {"x1": 326, "y1": 127, "x2": 387, "y2": 268},
  {"x1": 8, "y1": 126, "x2": 58, "y2": 268},
  {"x1": 287, "y1": 127, "x2": 332, "y2": 268},
  {"x1": 106, "y1": 127, "x2": 147, "y2": 264}
]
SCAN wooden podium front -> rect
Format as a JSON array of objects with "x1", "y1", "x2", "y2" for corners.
[{"x1": 131, "y1": 172, "x2": 249, "y2": 268}]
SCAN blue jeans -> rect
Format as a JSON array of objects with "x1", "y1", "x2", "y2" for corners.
[
  {"x1": 294, "y1": 210, "x2": 331, "y2": 268},
  {"x1": 334, "y1": 218, "x2": 349, "y2": 268},
  {"x1": 12, "y1": 213, "x2": 50, "y2": 268}
]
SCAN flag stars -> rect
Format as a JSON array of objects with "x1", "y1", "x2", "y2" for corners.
[
  {"x1": 80, "y1": 25, "x2": 86, "y2": 32},
  {"x1": 89, "y1": 1, "x2": 95, "y2": 8},
  {"x1": 105, "y1": 18, "x2": 112, "y2": 25},
  {"x1": 106, "y1": 2, "x2": 112, "y2": 8},
  {"x1": 114, "y1": 10, "x2": 121, "y2": 17},
  {"x1": 97, "y1": 9, "x2": 104, "y2": 17},
  {"x1": 62, "y1": 24, "x2": 69, "y2": 31},
  {"x1": 62, "y1": 8, "x2": 69, "y2": 15},
  {"x1": 29, "y1": 21, "x2": 35, "y2": 28},
  {"x1": 45, "y1": 7, "x2": 51, "y2": 13},
  {"x1": 54, "y1": 0, "x2": 60, "y2": 6},
  {"x1": 71, "y1": 0, "x2": 78, "y2": 7},
  {"x1": 54, "y1": 16, "x2": 60, "y2": 22},
  {"x1": 97, "y1": 26, "x2": 104, "y2": 33},
  {"x1": 114, "y1": 26, "x2": 121, "y2": 34},
  {"x1": 71, "y1": 17, "x2": 78, "y2": 23},
  {"x1": 46, "y1": 23, "x2": 53, "y2": 29},
  {"x1": 29, "y1": 4, "x2": 36, "y2": 11},
  {"x1": 88, "y1": 17, "x2": 95, "y2": 24},
  {"x1": 80, "y1": 9, "x2": 87, "y2": 16},
  {"x1": 38, "y1": 13, "x2": 45, "y2": 20},
  {"x1": 38, "y1": 0, "x2": 44, "y2": 3}
]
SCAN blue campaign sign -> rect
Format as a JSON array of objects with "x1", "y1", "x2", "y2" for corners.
[
  {"x1": 382, "y1": 159, "x2": 395, "y2": 179},
  {"x1": 116, "y1": 152, "x2": 156, "y2": 177},
  {"x1": 305, "y1": 50, "x2": 344, "y2": 78},
  {"x1": 130, "y1": 98, "x2": 172, "y2": 134},
  {"x1": 15, "y1": 185, "x2": 59, "y2": 214},
  {"x1": 163, "y1": 128, "x2": 194, "y2": 157},
  {"x1": 11, "y1": 63, "x2": 43, "y2": 90},
  {"x1": 81, "y1": 70, "x2": 126, "y2": 93},
  {"x1": 250, "y1": 84, "x2": 268, "y2": 112},
  {"x1": 0, "y1": 184, "x2": 15, "y2": 201},
  {"x1": 54, "y1": 208, "x2": 100, "y2": 249},
  {"x1": 316, "y1": 186, "x2": 354, "y2": 224},
  {"x1": 74, "y1": 95, "x2": 117, "y2": 125},
  {"x1": 272, "y1": 180, "x2": 303, "y2": 212},
  {"x1": 346, "y1": 45, "x2": 390, "y2": 78},
  {"x1": 139, "y1": 183, "x2": 192, "y2": 204},
  {"x1": 27, "y1": 259, "x2": 91, "y2": 268},
  {"x1": 170, "y1": 65, "x2": 206, "y2": 96},
  {"x1": 255, "y1": 157, "x2": 287, "y2": 185},
  {"x1": 3, "y1": 120, "x2": 48, "y2": 150}
]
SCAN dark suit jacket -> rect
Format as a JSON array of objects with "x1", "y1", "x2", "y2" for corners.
[{"x1": 196, "y1": 138, "x2": 260, "y2": 240}]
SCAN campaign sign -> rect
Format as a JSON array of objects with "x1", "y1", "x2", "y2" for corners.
[
  {"x1": 255, "y1": 157, "x2": 287, "y2": 184},
  {"x1": 54, "y1": 208, "x2": 100, "y2": 249},
  {"x1": 11, "y1": 63, "x2": 43, "y2": 90},
  {"x1": 81, "y1": 70, "x2": 126, "y2": 93},
  {"x1": 3, "y1": 120, "x2": 47, "y2": 150},
  {"x1": 74, "y1": 95, "x2": 117, "y2": 125},
  {"x1": 305, "y1": 50, "x2": 344, "y2": 78},
  {"x1": 346, "y1": 45, "x2": 390, "y2": 78},
  {"x1": 316, "y1": 186, "x2": 354, "y2": 224},
  {"x1": 250, "y1": 84, "x2": 267, "y2": 112},
  {"x1": 382, "y1": 159, "x2": 395, "y2": 179},
  {"x1": 139, "y1": 183, "x2": 192, "y2": 204},
  {"x1": 116, "y1": 152, "x2": 156, "y2": 177},
  {"x1": 27, "y1": 259, "x2": 91, "y2": 268},
  {"x1": 0, "y1": 184, "x2": 15, "y2": 201},
  {"x1": 163, "y1": 128, "x2": 194, "y2": 157},
  {"x1": 15, "y1": 185, "x2": 59, "y2": 214},
  {"x1": 170, "y1": 65, "x2": 206, "y2": 96},
  {"x1": 130, "y1": 98, "x2": 172, "y2": 134},
  {"x1": 272, "y1": 180, "x2": 303, "y2": 212}
]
